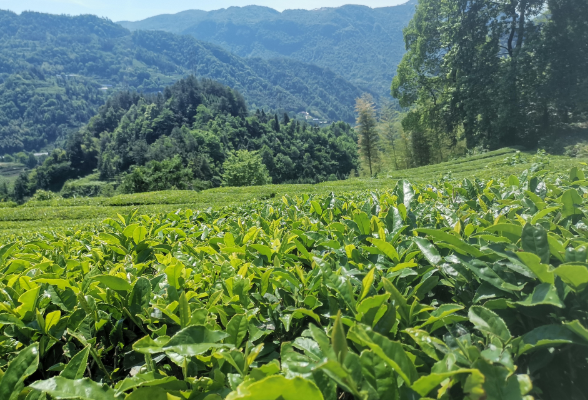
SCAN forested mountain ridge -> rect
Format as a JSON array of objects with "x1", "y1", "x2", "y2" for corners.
[
  {"x1": 15, "y1": 76, "x2": 358, "y2": 199},
  {"x1": 0, "y1": 10, "x2": 364, "y2": 153},
  {"x1": 118, "y1": 1, "x2": 417, "y2": 96}
]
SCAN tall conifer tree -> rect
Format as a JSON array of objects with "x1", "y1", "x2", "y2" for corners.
[{"x1": 355, "y1": 94, "x2": 380, "y2": 176}]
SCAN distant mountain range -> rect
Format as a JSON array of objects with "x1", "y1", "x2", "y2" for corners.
[
  {"x1": 119, "y1": 1, "x2": 416, "y2": 96},
  {"x1": 0, "y1": 10, "x2": 367, "y2": 152}
]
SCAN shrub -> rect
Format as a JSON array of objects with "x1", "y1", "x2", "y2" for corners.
[
  {"x1": 119, "y1": 156, "x2": 194, "y2": 194},
  {"x1": 30, "y1": 189, "x2": 60, "y2": 201},
  {"x1": 222, "y1": 150, "x2": 272, "y2": 187}
]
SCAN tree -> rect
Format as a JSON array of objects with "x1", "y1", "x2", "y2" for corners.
[
  {"x1": 391, "y1": 0, "x2": 588, "y2": 153},
  {"x1": 25, "y1": 153, "x2": 37, "y2": 169},
  {"x1": 13, "y1": 173, "x2": 31, "y2": 202},
  {"x1": 119, "y1": 156, "x2": 193, "y2": 193},
  {"x1": 222, "y1": 150, "x2": 272, "y2": 187},
  {"x1": 379, "y1": 104, "x2": 406, "y2": 171},
  {"x1": 355, "y1": 94, "x2": 380, "y2": 176}
]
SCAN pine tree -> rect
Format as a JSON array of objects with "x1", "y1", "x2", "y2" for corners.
[{"x1": 355, "y1": 94, "x2": 380, "y2": 176}]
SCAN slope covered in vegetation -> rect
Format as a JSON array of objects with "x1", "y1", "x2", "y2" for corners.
[
  {"x1": 119, "y1": 2, "x2": 416, "y2": 96},
  {"x1": 0, "y1": 10, "x2": 364, "y2": 154},
  {"x1": 12, "y1": 76, "x2": 358, "y2": 199}
]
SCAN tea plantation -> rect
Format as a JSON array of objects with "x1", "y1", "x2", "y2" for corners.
[{"x1": 0, "y1": 150, "x2": 587, "y2": 400}]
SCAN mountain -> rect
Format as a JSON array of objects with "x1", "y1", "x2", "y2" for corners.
[
  {"x1": 0, "y1": 10, "x2": 364, "y2": 153},
  {"x1": 119, "y1": 2, "x2": 417, "y2": 96}
]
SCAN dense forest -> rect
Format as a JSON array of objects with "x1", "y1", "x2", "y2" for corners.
[
  {"x1": 0, "y1": 10, "x2": 364, "y2": 153},
  {"x1": 119, "y1": 2, "x2": 416, "y2": 96},
  {"x1": 390, "y1": 0, "x2": 588, "y2": 159},
  {"x1": 12, "y1": 76, "x2": 358, "y2": 200}
]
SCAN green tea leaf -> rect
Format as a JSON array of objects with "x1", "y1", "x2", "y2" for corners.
[
  {"x1": 227, "y1": 314, "x2": 248, "y2": 348},
  {"x1": 416, "y1": 228, "x2": 484, "y2": 257},
  {"x1": 15, "y1": 286, "x2": 40, "y2": 318},
  {"x1": 516, "y1": 325, "x2": 586, "y2": 356},
  {"x1": 132, "y1": 226, "x2": 147, "y2": 244},
  {"x1": 469, "y1": 306, "x2": 511, "y2": 342},
  {"x1": 547, "y1": 234, "x2": 566, "y2": 262},
  {"x1": 515, "y1": 283, "x2": 564, "y2": 308},
  {"x1": 382, "y1": 278, "x2": 409, "y2": 324},
  {"x1": 367, "y1": 238, "x2": 399, "y2": 262},
  {"x1": 517, "y1": 252, "x2": 554, "y2": 284},
  {"x1": 45, "y1": 310, "x2": 61, "y2": 333},
  {"x1": 531, "y1": 207, "x2": 560, "y2": 225},
  {"x1": 0, "y1": 343, "x2": 39, "y2": 400},
  {"x1": 561, "y1": 189, "x2": 584, "y2": 219},
  {"x1": 30, "y1": 377, "x2": 123, "y2": 400},
  {"x1": 178, "y1": 292, "x2": 190, "y2": 329},
  {"x1": 417, "y1": 304, "x2": 464, "y2": 329},
  {"x1": 129, "y1": 277, "x2": 151, "y2": 314},
  {"x1": 358, "y1": 350, "x2": 397, "y2": 399},
  {"x1": 404, "y1": 328, "x2": 449, "y2": 361},
  {"x1": 359, "y1": 267, "x2": 376, "y2": 301},
  {"x1": 331, "y1": 311, "x2": 348, "y2": 362},
  {"x1": 311, "y1": 201, "x2": 323, "y2": 216},
  {"x1": 521, "y1": 224, "x2": 550, "y2": 264},
  {"x1": 93, "y1": 275, "x2": 132, "y2": 292},
  {"x1": 554, "y1": 263, "x2": 588, "y2": 291},
  {"x1": 226, "y1": 375, "x2": 324, "y2": 400},
  {"x1": 132, "y1": 336, "x2": 171, "y2": 354},
  {"x1": 564, "y1": 320, "x2": 588, "y2": 344},
  {"x1": 0, "y1": 313, "x2": 25, "y2": 327},
  {"x1": 412, "y1": 369, "x2": 479, "y2": 397},
  {"x1": 353, "y1": 212, "x2": 371, "y2": 236},
  {"x1": 413, "y1": 237, "x2": 442, "y2": 265},
  {"x1": 124, "y1": 386, "x2": 168, "y2": 400},
  {"x1": 60, "y1": 345, "x2": 90, "y2": 380},
  {"x1": 163, "y1": 325, "x2": 231, "y2": 356},
  {"x1": 250, "y1": 244, "x2": 273, "y2": 260},
  {"x1": 348, "y1": 324, "x2": 418, "y2": 385},
  {"x1": 395, "y1": 180, "x2": 415, "y2": 208},
  {"x1": 484, "y1": 224, "x2": 523, "y2": 243}
]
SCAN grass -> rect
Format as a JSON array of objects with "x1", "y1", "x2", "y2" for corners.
[{"x1": 1, "y1": 148, "x2": 584, "y2": 236}]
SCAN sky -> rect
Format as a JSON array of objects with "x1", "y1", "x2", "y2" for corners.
[{"x1": 0, "y1": 0, "x2": 407, "y2": 21}]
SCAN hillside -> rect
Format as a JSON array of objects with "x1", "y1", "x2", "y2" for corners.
[
  {"x1": 118, "y1": 1, "x2": 417, "y2": 96},
  {"x1": 13, "y1": 76, "x2": 359, "y2": 199},
  {"x1": 0, "y1": 10, "x2": 364, "y2": 153}
]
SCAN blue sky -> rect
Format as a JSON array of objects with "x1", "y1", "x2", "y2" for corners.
[{"x1": 0, "y1": 0, "x2": 406, "y2": 21}]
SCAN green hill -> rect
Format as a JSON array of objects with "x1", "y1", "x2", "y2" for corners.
[
  {"x1": 14, "y1": 76, "x2": 359, "y2": 199},
  {"x1": 0, "y1": 10, "x2": 364, "y2": 153},
  {"x1": 118, "y1": 1, "x2": 417, "y2": 96}
]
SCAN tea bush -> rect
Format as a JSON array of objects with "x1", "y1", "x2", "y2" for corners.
[{"x1": 0, "y1": 161, "x2": 587, "y2": 399}]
